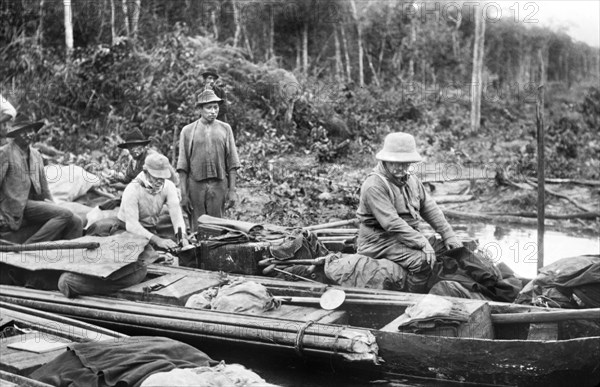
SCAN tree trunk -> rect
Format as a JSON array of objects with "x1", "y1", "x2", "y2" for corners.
[
  {"x1": 95, "y1": 0, "x2": 106, "y2": 43},
  {"x1": 365, "y1": 43, "x2": 380, "y2": 86},
  {"x1": 334, "y1": 26, "x2": 342, "y2": 81},
  {"x1": 122, "y1": 0, "x2": 130, "y2": 36},
  {"x1": 211, "y1": 10, "x2": 219, "y2": 39},
  {"x1": 408, "y1": 19, "x2": 416, "y2": 81},
  {"x1": 131, "y1": 0, "x2": 141, "y2": 39},
  {"x1": 470, "y1": 4, "x2": 486, "y2": 132},
  {"x1": 37, "y1": 0, "x2": 44, "y2": 48},
  {"x1": 110, "y1": 0, "x2": 116, "y2": 44},
  {"x1": 350, "y1": 0, "x2": 363, "y2": 87},
  {"x1": 296, "y1": 34, "x2": 301, "y2": 71},
  {"x1": 232, "y1": 0, "x2": 241, "y2": 48},
  {"x1": 340, "y1": 23, "x2": 351, "y2": 82},
  {"x1": 63, "y1": 0, "x2": 73, "y2": 59},
  {"x1": 242, "y1": 23, "x2": 253, "y2": 60},
  {"x1": 267, "y1": 3, "x2": 274, "y2": 60},
  {"x1": 377, "y1": 6, "x2": 391, "y2": 78},
  {"x1": 302, "y1": 23, "x2": 308, "y2": 77}
]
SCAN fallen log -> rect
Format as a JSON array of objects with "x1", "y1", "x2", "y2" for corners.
[
  {"x1": 531, "y1": 177, "x2": 600, "y2": 187},
  {"x1": 442, "y1": 209, "x2": 553, "y2": 226},
  {"x1": 434, "y1": 195, "x2": 474, "y2": 204},
  {"x1": 486, "y1": 211, "x2": 599, "y2": 220}
]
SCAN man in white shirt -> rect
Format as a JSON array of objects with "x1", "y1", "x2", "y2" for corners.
[
  {"x1": 87, "y1": 153, "x2": 188, "y2": 248},
  {"x1": 61, "y1": 154, "x2": 189, "y2": 298}
]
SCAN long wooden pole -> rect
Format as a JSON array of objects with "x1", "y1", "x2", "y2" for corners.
[
  {"x1": 304, "y1": 219, "x2": 358, "y2": 231},
  {"x1": 0, "y1": 241, "x2": 100, "y2": 252},
  {"x1": 536, "y1": 82, "x2": 545, "y2": 272}
]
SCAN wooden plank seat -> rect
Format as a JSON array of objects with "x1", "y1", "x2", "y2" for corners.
[{"x1": 114, "y1": 274, "x2": 224, "y2": 306}]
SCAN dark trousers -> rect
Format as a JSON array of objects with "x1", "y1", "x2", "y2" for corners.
[
  {"x1": 188, "y1": 178, "x2": 228, "y2": 231},
  {"x1": 57, "y1": 261, "x2": 147, "y2": 298},
  {"x1": 22, "y1": 200, "x2": 83, "y2": 243}
]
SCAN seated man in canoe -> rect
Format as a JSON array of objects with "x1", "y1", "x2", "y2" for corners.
[
  {"x1": 356, "y1": 132, "x2": 461, "y2": 293},
  {"x1": 59, "y1": 153, "x2": 189, "y2": 297},
  {"x1": 0, "y1": 120, "x2": 83, "y2": 244},
  {"x1": 86, "y1": 152, "x2": 188, "y2": 249}
]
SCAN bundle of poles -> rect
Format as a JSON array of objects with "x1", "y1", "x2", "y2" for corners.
[
  {"x1": 304, "y1": 219, "x2": 358, "y2": 244},
  {"x1": 0, "y1": 285, "x2": 379, "y2": 364}
]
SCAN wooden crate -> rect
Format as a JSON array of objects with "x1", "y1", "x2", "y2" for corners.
[{"x1": 381, "y1": 300, "x2": 494, "y2": 339}]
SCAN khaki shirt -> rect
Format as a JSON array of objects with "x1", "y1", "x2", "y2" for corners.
[
  {"x1": 357, "y1": 170, "x2": 456, "y2": 250},
  {"x1": 0, "y1": 141, "x2": 52, "y2": 230}
]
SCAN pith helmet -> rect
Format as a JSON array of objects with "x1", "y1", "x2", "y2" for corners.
[
  {"x1": 375, "y1": 132, "x2": 422, "y2": 163},
  {"x1": 143, "y1": 153, "x2": 171, "y2": 179},
  {"x1": 197, "y1": 89, "x2": 223, "y2": 106}
]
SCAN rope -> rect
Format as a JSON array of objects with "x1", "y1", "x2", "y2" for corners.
[{"x1": 294, "y1": 320, "x2": 315, "y2": 357}]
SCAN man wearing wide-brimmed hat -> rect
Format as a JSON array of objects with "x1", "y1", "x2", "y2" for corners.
[
  {"x1": 0, "y1": 120, "x2": 83, "y2": 244},
  {"x1": 356, "y1": 132, "x2": 462, "y2": 293},
  {"x1": 112, "y1": 128, "x2": 178, "y2": 188},
  {"x1": 177, "y1": 89, "x2": 240, "y2": 233},
  {"x1": 201, "y1": 67, "x2": 228, "y2": 122},
  {"x1": 58, "y1": 153, "x2": 187, "y2": 298}
]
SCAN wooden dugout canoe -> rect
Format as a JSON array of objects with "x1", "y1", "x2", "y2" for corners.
[
  {"x1": 1, "y1": 264, "x2": 599, "y2": 387},
  {"x1": 0, "y1": 300, "x2": 126, "y2": 386}
]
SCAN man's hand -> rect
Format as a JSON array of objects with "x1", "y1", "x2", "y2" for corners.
[
  {"x1": 423, "y1": 241, "x2": 436, "y2": 268},
  {"x1": 110, "y1": 182, "x2": 127, "y2": 190},
  {"x1": 225, "y1": 190, "x2": 237, "y2": 210},
  {"x1": 180, "y1": 193, "x2": 193, "y2": 213},
  {"x1": 151, "y1": 235, "x2": 178, "y2": 250},
  {"x1": 445, "y1": 237, "x2": 463, "y2": 250}
]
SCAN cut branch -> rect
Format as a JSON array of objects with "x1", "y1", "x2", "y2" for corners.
[{"x1": 525, "y1": 178, "x2": 596, "y2": 213}]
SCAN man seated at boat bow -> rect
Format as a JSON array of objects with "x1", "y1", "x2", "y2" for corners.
[{"x1": 357, "y1": 132, "x2": 462, "y2": 294}]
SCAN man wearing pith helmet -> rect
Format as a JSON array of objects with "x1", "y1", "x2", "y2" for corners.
[
  {"x1": 58, "y1": 153, "x2": 188, "y2": 298},
  {"x1": 177, "y1": 89, "x2": 240, "y2": 232},
  {"x1": 356, "y1": 132, "x2": 462, "y2": 293}
]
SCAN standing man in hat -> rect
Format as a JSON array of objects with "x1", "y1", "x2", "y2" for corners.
[
  {"x1": 202, "y1": 67, "x2": 229, "y2": 122},
  {"x1": 177, "y1": 89, "x2": 240, "y2": 231},
  {"x1": 0, "y1": 120, "x2": 83, "y2": 243},
  {"x1": 111, "y1": 128, "x2": 178, "y2": 189},
  {"x1": 356, "y1": 132, "x2": 462, "y2": 293}
]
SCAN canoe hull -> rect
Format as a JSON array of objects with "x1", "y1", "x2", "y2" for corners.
[
  {"x1": 2, "y1": 285, "x2": 599, "y2": 387},
  {"x1": 374, "y1": 329, "x2": 600, "y2": 387}
]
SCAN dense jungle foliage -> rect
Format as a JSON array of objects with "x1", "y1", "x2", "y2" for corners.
[{"x1": 1, "y1": 1, "x2": 598, "y2": 226}]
